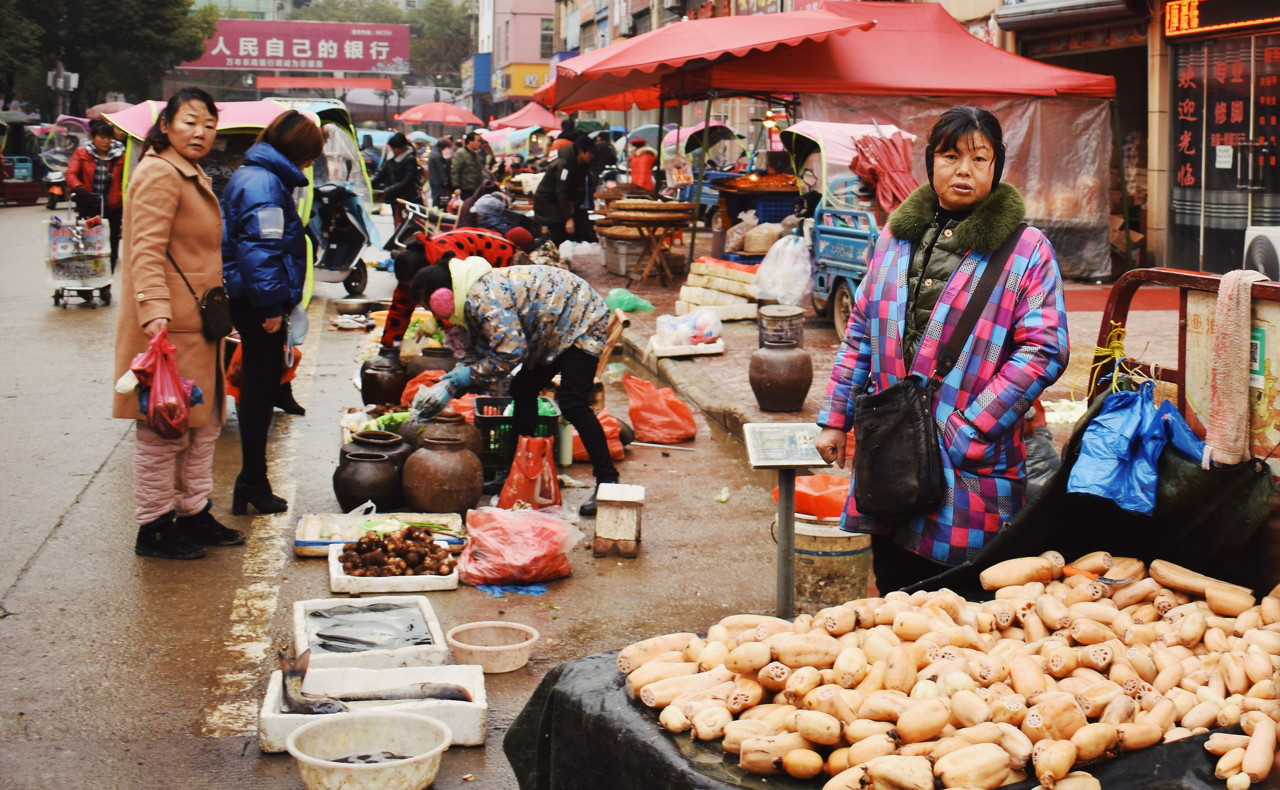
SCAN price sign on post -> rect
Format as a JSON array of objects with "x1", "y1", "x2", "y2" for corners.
[{"x1": 743, "y1": 423, "x2": 830, "y2": 617}]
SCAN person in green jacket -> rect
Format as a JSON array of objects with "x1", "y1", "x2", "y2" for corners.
[{"x1": 451, "y1": 132, "x2": 485, "y2": 199}]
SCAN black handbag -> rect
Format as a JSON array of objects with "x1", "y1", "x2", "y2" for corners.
[
  {"x1": 168, "y1": 251, "x2": 233, "y2": 342},
  {"x1": 851, "y1": 224, "x2": 1025, "y2": 520}
]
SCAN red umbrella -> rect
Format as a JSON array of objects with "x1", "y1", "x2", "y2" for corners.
[
  {"x1": 86, "y1": 101, "x2": 134, "y2": 121},
  {"x1": 851, "y1": 129, "x2": 919, "y2": 224},
  {"x1": 395, "y1": 102, "x2": 483, "y2": 127}
]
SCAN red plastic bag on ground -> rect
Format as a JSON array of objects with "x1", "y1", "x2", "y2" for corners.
[
  {"x1": 498, "y1": 435, "x2": 561, "y2": 509},
  {"x1": 622, "y1": 374, "x2": 696, "y2": 444},
  {"x1": 458, "y1": 506, "x2": 584, "y2": 585},
  {"x1": 400, "y1": 368, "x2": 447, "y2": 406},
  {"x1": 773, "y1": 473, "x2": 849, "y2": 520},
  {"x1": 571, "y1": 407, "x2": 626, "y2": 461},
  {"x1": 142, "y1": 330, "x2": 189, "y2": 439}
]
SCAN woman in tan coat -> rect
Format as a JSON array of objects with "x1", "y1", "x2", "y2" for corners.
[{"x1": 113, "y1": 87, "x2": 243, "y2": 560}]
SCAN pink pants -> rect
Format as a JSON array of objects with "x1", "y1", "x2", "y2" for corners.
[{"x1": 134, "y1": 420, "x2": 222, "y2": 524}]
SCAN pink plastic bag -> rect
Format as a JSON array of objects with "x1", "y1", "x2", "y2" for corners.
[
  {"x1": 622, "y1": 374, "x2": 696, "y2": 444},
  {"x1": 458, "y1": 507, "x2": 584, "y2": 586}
]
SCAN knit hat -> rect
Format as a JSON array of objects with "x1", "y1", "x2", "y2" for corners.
[{"x1": 505, "y1": 227, "x2": 535, "y2": 251}]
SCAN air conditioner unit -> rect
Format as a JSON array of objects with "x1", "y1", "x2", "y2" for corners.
[
  {"x1": 617, "y1": 15, "x2": 634, "y2": 35},
  {"x1": 1244, "y1": 226, "x2": 1280, "y2": 281},
  {"x1": 663, "y1": 0, "x2": 682, "y2": 10}
]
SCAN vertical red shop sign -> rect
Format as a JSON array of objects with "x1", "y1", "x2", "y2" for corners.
[
  {"x1": 1173, "y1": 48, "x2": 1201, "y2": 189},
  {"x1": 1259, "y1": 37, "x2": 1280, "y2": 172}
]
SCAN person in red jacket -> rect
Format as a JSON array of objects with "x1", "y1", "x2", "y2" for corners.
[
  {"x1": 377, "y1": 227, "x2": 535, "y2": 353},
  {"x1": 65, "y1": 119, "x2": 125, "y2": 270},
  {"x1": 627, "y1": 137, "x2": 657, "y2": 193}
]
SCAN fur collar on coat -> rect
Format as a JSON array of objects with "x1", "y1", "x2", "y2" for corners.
[{"x1": 888, "y1": 182, "x2": 1026, "y2": 253}]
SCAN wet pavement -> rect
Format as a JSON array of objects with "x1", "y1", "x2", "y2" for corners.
[{"x1": 0, "y1": 201, "x2": 1180, "y2": 789}]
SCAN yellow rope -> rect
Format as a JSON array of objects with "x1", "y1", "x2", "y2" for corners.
[{"x1": 1083, "y1": 321, "x2": 1144, "y2": 397}]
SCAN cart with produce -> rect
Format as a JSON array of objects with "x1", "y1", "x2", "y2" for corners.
[{"x1": 46, "y1": 214, "x2": 112, "y2": 307}]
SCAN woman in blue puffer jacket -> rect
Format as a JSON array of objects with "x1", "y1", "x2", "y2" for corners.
[{"x1": 221, "y1": 110, "x2": 323, "y2": 515}]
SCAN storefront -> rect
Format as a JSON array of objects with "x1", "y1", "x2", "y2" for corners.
[{"x1": 1164, "y1": 1, "x2": 1280, "y2": 274}]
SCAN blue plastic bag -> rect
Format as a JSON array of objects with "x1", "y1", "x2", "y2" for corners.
[{"x1": 1067, "y1": 381, "x2": 1205, "y2": 515}]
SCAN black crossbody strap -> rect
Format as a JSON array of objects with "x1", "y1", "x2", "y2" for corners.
[
  {"x1": 928, "y1": 222, "x2": 1026, "y2": 388},
  {"x1": 166, "y1": 250, "x2": 201, "y2": 306}
]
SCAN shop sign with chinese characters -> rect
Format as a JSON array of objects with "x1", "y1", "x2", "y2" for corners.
[
  {"x1": 181, "y1": 19, "x2": 410, "y2": 74},
  {"x1": 1164, "y1": 1, "x2": 1280, "y2": 38}
]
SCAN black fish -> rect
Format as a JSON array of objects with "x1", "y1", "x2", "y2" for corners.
[
  {"x1": 329, "y1": 682, "x2": 473, "y2": 703},
  {"x1": 277, "y1": 649, "x2": 349, "y2": 715}
]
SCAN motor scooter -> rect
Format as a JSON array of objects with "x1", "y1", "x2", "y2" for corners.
[
  {"x1": 309, "y1": 183, "x2": 381, "y2": 296},
  {"x1": 44, "y1": 169, "x2": 66, "y2": 210}
]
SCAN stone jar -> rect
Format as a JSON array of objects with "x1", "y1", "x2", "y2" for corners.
[
  {"x1": 333, "y1": 451, "x2": 402, "y2": 512},
  {"x1": 402, "y1": 437, "x2": 484, "y2": 514},
  {"x1": 341, "y1": 430, "x2": 414, "y2": 472},
  {"x1": 748, "y1": 339, "x2": 813, "y2": 413},
  {"x1": 405, "y1": 348, "x2": 456, "y2": 381},
  {"x1": 416, "y1": 412, "x2": 484, "y2": 458},
  {"x1": 360, "y1": 354, "x2": 408, "y2": 406}
]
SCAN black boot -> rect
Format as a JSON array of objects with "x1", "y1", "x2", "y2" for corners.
[
  {"x1": 232, "y1": 477, "x2": 288, "y2": 516},
  {"x1": 135, "y1": 511, "x2": 206, "y2": 560},
  {"x1": 177, "y1": 500, "x2": 245, "y2": 546},
  {"x1": 275, "y1": 382, "x2": 306, "y2": 416}
]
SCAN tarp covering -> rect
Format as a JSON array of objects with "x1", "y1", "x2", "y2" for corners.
[
  {"x1": 490, "y1": 102, "x2": 561, "y2": 131},
  {"x1": 805, "y1": 94, "x2": 1114, "y2": 280},
  {"x1": 505, "y1": 650, "x2": 1259, "y2": 790}
]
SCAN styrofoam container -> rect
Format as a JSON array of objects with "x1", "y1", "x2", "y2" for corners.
[
  {"x1": 294, "y1": 595, "x2": 449, "y2": 670},
  {"x1": 647, "y1": 336, "x2": 726, "y2": 358},
  {"x1": 259, "y1": 664, "x2": 487, "y2": 752},
  {"x1": 285, "y1": 710, "x2": 450, "y2": 789},
  {"x1": 294, "y1": 512, "x2": 465, "y2": 557},
  {"x1": 328, "y1": 544, "x2": 459, "y2": 593}
]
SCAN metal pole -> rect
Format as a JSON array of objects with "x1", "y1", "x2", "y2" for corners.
[
  {"x1": 776, "y1": 467, "x2": 796, "y2": 617},
  {"x1": 685, "y1": 95, "x2": 713, "y2": 267}
]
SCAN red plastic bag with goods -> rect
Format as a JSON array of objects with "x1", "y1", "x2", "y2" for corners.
[
  {"x1": 498, "y1": 435, "x2": 561, "y2": 509},
  {"x1": 622, "y1": 374, "x2": 696, "y2": 444},
  {"x1": 400, "y1": 368, "x2": 448, "y2": 406},
  {"x1": 138, "y1": 329, "x2": 190, "y2": 439},
  {"x1": 773, "y1": 473, "x2": 849, "y2": 520},
  {"x1": 458, "y1": 506, "x2": 584, "y2": 585},
  {"x1": 225, "y1": 343, "x2": 301, "y2": 401},
  {"x1": 571, "y1": 407, "x2": 626, "y2": 461}
]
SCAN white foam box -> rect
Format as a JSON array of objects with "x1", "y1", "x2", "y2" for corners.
[
  {"x1": 647, "y1": 336, "x2": 726, "y2": 358},
  {"x1": 683, "y1": 272, "x2": 755, "y2": 298},
  {"x1": 678, "y1": 284, "x2": 749, "y2": 306},
  {"x1": 294, "y1": 511, "x2": 465, "y2": 557},
  {"x1": 293, "y1": 595, "x2": 449, "y2": 670},
  {"x1": 258, "y1": 664, "x2": 488, "y2": 752},
  {"x1": 329, "y1": 544, "x2": 459, "y2": 593},
  {"x1": 675, "y1": 300, "x2": 759, "y2": 321}
]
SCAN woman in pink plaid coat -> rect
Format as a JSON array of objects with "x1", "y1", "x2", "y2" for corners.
[{"x1": 815, "y1": 106, "x2": 1070, "y2": 593}]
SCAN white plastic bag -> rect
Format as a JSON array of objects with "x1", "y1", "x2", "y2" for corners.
[
  {"x1": 664, "y1": 155, "x2": 694, "y2": 187},
  {"x1": 750, "y1": 234, "x2": 814, "y2": 306},
  {"x1": 558, "y1": 240, "x2": 604, "y2": 266},
  {"x1": 724, "y1": 210, "x2": 758, "y2": 252},
  {"x1": 655, "y1": 309, "x2": 722, "y2": 347}
]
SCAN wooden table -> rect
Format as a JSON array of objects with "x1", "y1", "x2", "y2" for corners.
[{"x1": 612, "y1": 221, "x2": 680, "y2": 287}]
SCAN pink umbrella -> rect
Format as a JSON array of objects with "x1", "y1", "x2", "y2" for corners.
[
  {"x1": 395, "y1": 102, "x2": 483, "y2": 127},
  {"x1": 102, "y1": 100, "x2": 289, "y2": 139},
  {"x1": 661, "y1": 121, "x2": 737, "y2": 150},
  {"x1": 851, "y1": 129, "x2": 919, "y2": 224}
]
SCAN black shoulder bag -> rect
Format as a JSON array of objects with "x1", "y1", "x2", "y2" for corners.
[
  {"x1": 851, "y1": 224, "x2": 1025, "y2": 520},
  {"x1": 167, "y1": 251, "x2": 233, "y2": 342}
]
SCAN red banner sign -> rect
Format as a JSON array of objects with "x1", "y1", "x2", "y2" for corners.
[{"x1": 181, "y1": 19, "x2": 410, "y2": 74}]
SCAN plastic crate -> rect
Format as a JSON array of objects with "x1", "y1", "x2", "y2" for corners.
[
  {"x1": 474, "y1": 396, "x2": 560, "y2": 480},
  {"x1": 751, "y1": 193, "x2": 797, "y2": 223},
  {"x1": 8, "y1": 156, "x2": 33, "y2": 181}
]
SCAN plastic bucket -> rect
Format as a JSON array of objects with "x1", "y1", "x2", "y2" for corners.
[
  {"x1": 793, "y1": 514, "x2": 871, "y2": 612},
  {"x1": 758, "y1": 304, "x2": 805, "y2": 348}
]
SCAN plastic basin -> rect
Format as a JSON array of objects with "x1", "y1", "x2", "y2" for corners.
[
  {"x1": 285, "y1": 711, "x2": 452, "y2": 790},
  {"x1": 446, "y1": 621, "x2": 540, "y2": 673}
]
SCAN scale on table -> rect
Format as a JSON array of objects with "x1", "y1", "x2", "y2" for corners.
[{"x1": 743, "y1": 422, "x2": 831, "y2": 617}]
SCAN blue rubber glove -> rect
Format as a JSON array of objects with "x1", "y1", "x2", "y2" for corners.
[
  {"x1": 443, "y1": 365, "x2": 472, "y2": 395},
  {"x1": 411, "y1": 380, "x2": 454, "y2": 419}
]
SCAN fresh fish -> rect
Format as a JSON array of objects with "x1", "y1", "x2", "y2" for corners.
[
  {"x1": 330, "y1": 682, "x2": 473, "y2": 703},
  {"x1": 317, "y1": 640, "x2": 365, "y2": 654},
  {"x1": 315, "y1": 631, "x2": 386, "y2": 648},
  {"x1": 363, "y1": 602, "x2": 411, "y2": 612},
  {"x1": 277, "y1": 649, "x2": 349, "y2": 715}
]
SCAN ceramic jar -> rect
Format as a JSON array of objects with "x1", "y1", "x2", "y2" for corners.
[
  {"x1": 405, "y1": 348, "x2": 456, "y2": 381},
  {"x1": 748, "y1": 339, "x2": 813, "y2": 413},
  {"x1": 341, "y1": 430, "x2": 414, "y2": 472},
  {"x1": 360, "y1": 354, "x2": 407, "y2": 406},
  {"x1": 402, "y1": 437, "x2": 484, "y2": 514},
  {"x1": 416, "y1": 412, "x2": 484, "y2": 458},
  {"x1": 333, "y1": 451, "x2": 402, "y2": 511}
]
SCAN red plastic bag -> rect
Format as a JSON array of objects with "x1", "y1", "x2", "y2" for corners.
[
  {"x1": 225, "y1": 343, "x2": 301, "y2": 401},
  {"x1": 458, "y1": 506, "x2": 584, "y2": 585},
  {"x1": 622, "y1": 374, "x2": 696, "y2": 444},
  {"x1": 400, "y1": 368, "x2": 447, "y2": 406},
  {"x1": 571, "y1": 407, "x2": 626, "y2": 461},
  {"x1": 498, "y1": 435, "x2": 561, "y2": 509},
  {"x1": 449, "y1": 393, "x2": 478, "y2": 424},
  {"x1": 773, "y1": 473, "x2": 849, "y2": 520},
  {"x1": 140, "y1": 330, "x2": 189, "y2": 439}
]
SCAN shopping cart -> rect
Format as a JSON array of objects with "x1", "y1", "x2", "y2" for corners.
[{"x1": 47, "y1": 200, "x2": 112, "y2": 307}]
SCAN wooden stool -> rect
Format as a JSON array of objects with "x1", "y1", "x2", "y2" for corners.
[{"x1": 592, "y1": 483, "x2": 645, "y2": 559}]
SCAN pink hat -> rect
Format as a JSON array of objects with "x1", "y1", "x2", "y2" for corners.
[{"x1": 429, "y1": 288, "x2": 454, "y2": 319}]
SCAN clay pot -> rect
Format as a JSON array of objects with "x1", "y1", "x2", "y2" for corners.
[
  {"x1": 333, "y1": 451, "x2": 402, "y2": 511},
  {"x1": 341, "y1": 430, "x2": 414, "y2": 472},
  {"x1": 416, "y1": 412, "x2": 484, "y2": 458},
  {"x1": 748, "y1": 339, "x2": 813, "y2": 413},
  {"x1": 360, "y1": 355, "x2": 408, "y2": 406},
  {"x1": 402, "y1": 437, "x2": 484, "y2": 514},
  {"x1": 405, "y1": 348, "x2": 456, "y2": 380}
]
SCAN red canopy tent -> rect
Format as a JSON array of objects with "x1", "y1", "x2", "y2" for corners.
[{"x1": 490, "y1": 102, "x2": 562, "y2": 131}]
